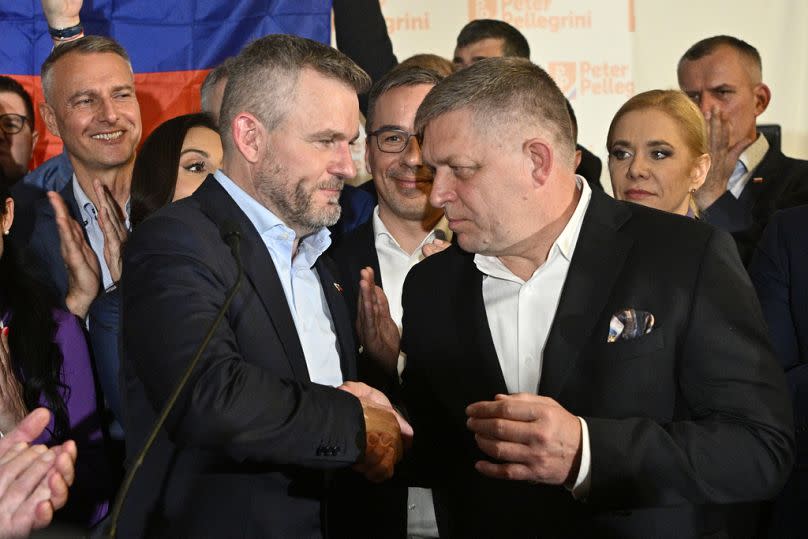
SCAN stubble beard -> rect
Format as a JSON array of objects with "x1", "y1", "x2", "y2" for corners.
[{"x1": 255, "y1": 161, "x2": 343, "y2": 236}]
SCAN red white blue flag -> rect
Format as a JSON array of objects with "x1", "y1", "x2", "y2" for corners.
[{"x1": 0, "y1": 0, "x2": 333, "y2": 166}]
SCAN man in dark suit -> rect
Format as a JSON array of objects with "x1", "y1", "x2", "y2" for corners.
[
  {"x1": 330, "y1": 64, "x2": 449, "y2": 539},
  {"x1": 373, "y1": 57, "x2": 793, "y2": 538},
  {"x1": 678, "y1": 35, "x2": 808, "y2": 264},
  {"x1": 119, "y1": 34, "x2": 409, "y2": 537}
]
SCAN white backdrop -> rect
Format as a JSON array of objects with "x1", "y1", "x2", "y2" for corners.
[{"x1": 372, "y1": 0, "x2": 808, "y2": 188}]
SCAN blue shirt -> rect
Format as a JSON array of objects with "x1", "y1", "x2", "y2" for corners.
[{"x1": 214, "y1": 169, "x2": 344, "y2": 387}]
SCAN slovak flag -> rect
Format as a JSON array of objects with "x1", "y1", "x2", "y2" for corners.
[{"x1": 0, "y1": 0, "x2": 332, "y2": 167}]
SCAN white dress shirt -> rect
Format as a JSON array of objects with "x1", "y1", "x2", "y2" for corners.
[
  {"x1": 475, "y1": 176, "x2": 592, "y2": 496},
  {"x1": 372, "y1": 206, "x2": 451, "y2": 538},
  {"x1": 727, "y1": 133, "x2": 769, "y2": 199},
  {"x1": 215, "y1": 170, "x2": 343, "y2": 387}
]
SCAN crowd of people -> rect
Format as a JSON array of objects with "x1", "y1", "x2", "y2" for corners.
[{"x1": 0, "y1": 0, "x2": 807, "y2": 537}]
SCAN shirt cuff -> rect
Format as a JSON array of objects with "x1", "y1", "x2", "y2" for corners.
[{"x1": 568, "y1": 416, "x2": 591, "y2": 500}]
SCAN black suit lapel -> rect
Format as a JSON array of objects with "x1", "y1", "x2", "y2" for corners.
[
  {"x1": 456, "y1": 252, "x2": 508, "y2": 398},
  {"x1": 195, "y1": 176, "x2": 311, "y2": 381},
  {"x1": 539, "y1": 191, "x2": 634, "y2": 399},
  {"x1": 739, "y1": 146, "x2": 783, "y2": 209},
  {"x1": 316, "y1": 256, "x2": 357, "y2": 381}
]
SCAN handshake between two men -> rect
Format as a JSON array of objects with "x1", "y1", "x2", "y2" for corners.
[{"x1": 340, "y1": 267, "x2": 584, "y2": 488}]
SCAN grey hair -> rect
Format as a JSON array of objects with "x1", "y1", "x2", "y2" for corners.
[
  {"x1": 415, "y1": 57, "x2": 574, "y2": 162},
  {"x1": 219, "y1": 34, "x2": 371, "y2": 150},
  {"x1": 40, "y1": 35, "x2": 132, "y2": 104}
]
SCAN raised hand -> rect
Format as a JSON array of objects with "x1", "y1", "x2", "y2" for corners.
[
  {"x1": 694, "y1": 106, "x2": 754, "y2": 210},
  {"x1": 356, "y1": 267, "x2": 400, "y2": 375},
  {"x1": 93, "y1": 179, "x2": 128, "y2": 284},
  {"x1": 0, "y1": 327, "x2": 28, "y2": 435},
  {"x1": 48, "y1": 191, "x2": 100, "y2": 318},
  {"x1": 41, "y1": 0, "x2": 83, "y2": 31},
  {"x1": 466, "y1": 393, "x2": 582, "y2": 486},
  {"x1": 421, "y1": 237, "x2": 450, "y2": 258}
]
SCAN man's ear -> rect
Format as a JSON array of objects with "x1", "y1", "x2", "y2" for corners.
[
  {"x1": 524, "y1": 138, "x2": 554, "y2": 187},
  {"x1": 1, "y1": 197, "x2": 14, "y2": 234},
  {"x1": 30, "y1": 129, "x2": 39, "y2": 155},
  {"x1": 231, "y1": 112, "x2": 263, "y2": 164},
  {"x1": 364, "y1": 136, "x2": 372, "y2": 176},
  {"x1": 39, "y1": 102, "x2": 60, "y2": 138},
  {"x1": 753, "y1": 83, "x2": 771, "y2": 117}
]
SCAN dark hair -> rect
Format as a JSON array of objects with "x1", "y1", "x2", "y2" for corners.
[
  {"x1": 130, "y1": 113, "x2": 218, "y2": 227},
  {"x1": 0, "y1": 76, "x2": 34, "y2": 125},
  {"x1": 366, "y1": 65, "x2": 445, "y2": 132},
  {"x1": 679, "y1": 35, "x2": 762, "y2": 74},
  {"x1": 456, "y1": 19, "x2": 530, "y2": 58},
  {"x1": 565, "y1": 98, "x2": 578, "y2": 143},
  {"x1": 41, "y1": 35, "x2": 132, "y2": 103},
  {"x1": 0, "y1": 184, "x2": 69, "y2": 440}
]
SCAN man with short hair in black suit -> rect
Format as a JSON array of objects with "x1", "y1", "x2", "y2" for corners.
[
  {"x1": 359, "y1": 57, "x2": 794, "y2": 538},
  {"x1": 678, "y1": 35, "x2": 808, "y2": 264},
  {"x1": 119, "y1": 34, "x2": 410, "y2": 538}
]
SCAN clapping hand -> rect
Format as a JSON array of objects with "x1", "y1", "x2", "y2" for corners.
[
  {"x1": 0, "y1": 326, "x2": 28, "y2": 436},
  {"x1": 0, "y1": 408, "x2": 77, "y2": 538},
  {"x1": 356, "y1": 267, "x2": 400, "y2": 375}
]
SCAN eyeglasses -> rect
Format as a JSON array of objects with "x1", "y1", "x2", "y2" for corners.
[
  {"x1": 0, "y1": 114, "x2": 28, "y2": 135},
  {"x1": 368, "y1": 128, "x2": 420, "y2": 153}
]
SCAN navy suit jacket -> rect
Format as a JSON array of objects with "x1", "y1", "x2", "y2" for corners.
[
  {"x1": 749, "y1": 206, "x2": 808, "y2": 465},
  {"x1": 119, "y1": 176, "x2": 366, "y2": 538},
  {"x1": 702, "y1": 139, "x2": 808, "y2": 265},
  {"x1": 401, "y1": 191, "x2": 794, "y2": 538}
]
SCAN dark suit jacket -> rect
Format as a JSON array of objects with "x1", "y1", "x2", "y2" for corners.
[
  {"x1": 749, "y1": 205, "x2": 808, "y2": 537},
  {"x1": 400, "y1": 190, "x2": 794, "y2": 538},
  {"x1": 119, "y1": 176, "x2": 366, "y2": 538},
  {"x1": 328, "y1": 219, "x2": 408, "y2": 539},
  {"x1": 701, "y1": 138, "x2": 808, "y2": 265}
]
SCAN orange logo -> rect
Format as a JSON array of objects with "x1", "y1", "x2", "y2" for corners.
[
  {"x1": 548, "y1": 62, "x2": 577, "y2": 99},
  {"x1": 468, "y1": 0, "x2": 498, "y2": 19}
]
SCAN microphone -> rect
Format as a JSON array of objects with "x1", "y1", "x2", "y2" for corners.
[
  {"x1": 433, "y1": 229, "x2": 447, "y2": 242},
  {"x1": 106, "y1": 220, "x2": 244, "y2": 537}
]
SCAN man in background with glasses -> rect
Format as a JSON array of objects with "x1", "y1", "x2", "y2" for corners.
[
  {"x1": 329, "y1": 64, "x2": 448, "y2": 539},
  {"x1": 0, "y1": 76, "x2": 38, "y2": 186}
]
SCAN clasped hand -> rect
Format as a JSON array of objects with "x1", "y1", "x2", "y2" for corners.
[
  {"x1": 466, "y1": 393, "x2": 582, "y2": 486},
  {"x1": 339, "y1": 381, "x2": 412, "y2": 483}
]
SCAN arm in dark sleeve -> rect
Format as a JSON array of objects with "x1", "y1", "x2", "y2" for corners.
[
  {"x1": 750, "y1": 210, "x2": 808, "y2": 467},
  {"x1": 332, "y1": 0, "x2": 397, "y2": 116},
  {"x1": 122, "y1": 215, "x2": 366, "y2": 469},
  {"x1": 585, "y1": 228, "x2": 794, "y2": 507}
]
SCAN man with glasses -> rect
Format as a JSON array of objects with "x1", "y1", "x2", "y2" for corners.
[
  {"x1": 0, "y1": 77, "x2": 39, "y2": 186},
  {"x1": 329, "y1": 64, "x2": 448, "y2": 539}
]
